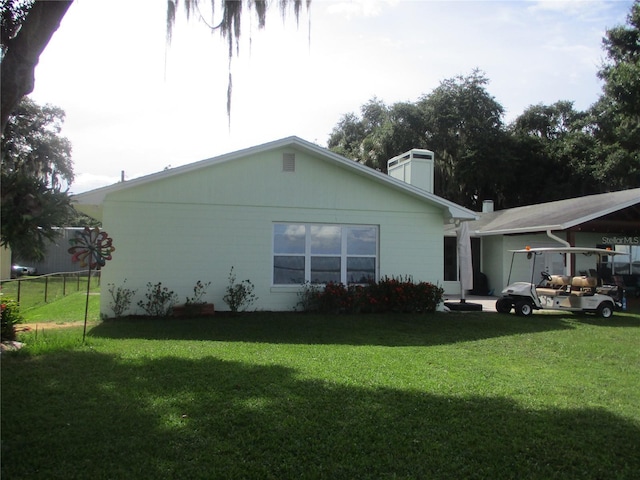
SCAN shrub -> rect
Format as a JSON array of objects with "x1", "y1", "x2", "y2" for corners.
[
  {"x1": 1, "y1": 298, "x2": 24, "y2": 341},
  {"x1": 137, "y1": 282, "x2": 178, "y2": 317},
  {"x1": 185, "y1": 280, "x2": 211, "y2": 306},
  {"x1": 223, "y1": 267, "x2": 257, "y2": 314},
  {"x1": 371, "y1": 276, "x2": 444, "y2": 313},
  {"x1": 297, "y1": 282, "x2": 322, "y2": 312},
  {"x1": 107, "y1": 279, "x2": 137, "y2": 318},
  {"x1": 297, "y1": 276, "x2": 444, "y2": 315}
]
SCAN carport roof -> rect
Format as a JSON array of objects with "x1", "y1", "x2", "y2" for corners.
[{"x1": 461, "y1": 188, "x2": 640, "y2": 236}]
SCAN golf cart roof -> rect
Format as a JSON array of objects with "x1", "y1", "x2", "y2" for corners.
[{"x1": 509, "y1": 247, "x2": 627, "y2": 256}]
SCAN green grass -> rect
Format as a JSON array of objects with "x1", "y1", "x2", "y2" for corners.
[
  {"x1": 1, "y1": 275, "x2": 100, "y2": 324},
  {"x1": 19, "y1": 291, "x2": 101, "y2": 323},
  {"x1": 2, "y1": 311, "x2": 639, "y2": 479},
  {"x1": 1, "y1": 274, "x2": 99, "y2": 311}
]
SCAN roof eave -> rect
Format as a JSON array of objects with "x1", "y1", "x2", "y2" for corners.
[{"x1": 477, "y1": 225, "x2": 566, "y2": 236}]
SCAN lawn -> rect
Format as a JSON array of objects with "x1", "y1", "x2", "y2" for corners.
[
  {"x1": 17, "y1": 290, "x2": 101, "y2": 323},
  {"x1": 2, "y1": 311, "x2": 639, "y2": 479},
  {"x1": 1, "y1": 274, "x2": 99, "y2": 312}
]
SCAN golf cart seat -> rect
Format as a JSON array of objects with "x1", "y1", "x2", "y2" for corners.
[
  {"x1": 536, "y1": 275, "x2": 571, "y2": 297},
  {"x1": 571, "y1": 276, "x2": 597, "y2": 296}
]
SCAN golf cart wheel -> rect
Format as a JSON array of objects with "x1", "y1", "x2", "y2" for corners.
[
  {"x1": 495, "y1": 298, "x2": 512, "y2": 314},
  {"x1": 597, "y1": 302, "x2": 614, "y2": 319},
  {"x1": 515, "y1": 300, "x2": 533, "y2": 317}
]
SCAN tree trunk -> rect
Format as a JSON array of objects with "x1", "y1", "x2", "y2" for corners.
[{"x1": 1, "y1": 0, "x2": 73, "y2": 133}]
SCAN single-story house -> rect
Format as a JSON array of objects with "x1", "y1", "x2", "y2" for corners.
[
  {"x1": 73, "y1": 136, "x2": 477, "y2": 316},
  {"x1": 448, "y1": 188, "x2": 640, "y2": 295}
]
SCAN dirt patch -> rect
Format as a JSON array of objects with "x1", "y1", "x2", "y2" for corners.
[{"x1": 16, "y1": 321, "x2": 98, "y2": 332}]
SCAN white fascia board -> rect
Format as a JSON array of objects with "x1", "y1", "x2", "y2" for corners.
[{"x1": 477, "y1": 225, "x2": 565, "y2": 236}]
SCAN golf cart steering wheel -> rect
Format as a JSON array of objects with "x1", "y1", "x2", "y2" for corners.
[{"x1": 541, "y1": 271, "x2": 552, "y2": 282}]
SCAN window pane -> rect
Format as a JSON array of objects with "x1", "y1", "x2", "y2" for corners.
[
  {"x1": 347, "y1": 257, "x2": 375, "y2": 284},
  {"x1": 274, "y1": 256, "x2": 305, "y2": 284},
  {"x1": 311, "y1": 225, "x2": 341, "y2": 254},
  {"x1": 274, "y1": 224, "x2": 305, "y2": 254},
  {"x1": 310, "y1": 256, "x2": 341, "y2": 284},
  {"x1": 347, "y1": 227, "x2": 377, "y2": 255},
  {"x1": 613, "y1": 245, "x2": 630, "y2": 274}
]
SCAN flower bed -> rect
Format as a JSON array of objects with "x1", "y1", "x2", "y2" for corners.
[{"x1": 298, "y1": 276, "x2": 444, "y2": 314}]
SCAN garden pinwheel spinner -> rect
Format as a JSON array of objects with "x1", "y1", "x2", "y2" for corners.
[
  {"x1": 68, "y1": 227, "x2": 115, "y2": 341},
  {"x1": 68, "y1": 227, "x2": 115, "y2": 269}
]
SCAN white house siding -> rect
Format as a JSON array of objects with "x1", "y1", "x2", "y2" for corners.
[
  {"x1": 99, "y1": 147, "x2": 446, "y2": 315},
  {"x1": 479, "y1": 235, "x2": 506, "y2": 294},
  {"x1": 481, "y1": 232, "x2": 631, "y2": 292}
]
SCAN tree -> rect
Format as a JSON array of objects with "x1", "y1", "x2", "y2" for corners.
[
  {"x1": 2, "y1": 97, "x2": 73, "y2": 187},
  {"x1": 585, "y1": 0, "x2": 640, "y2": 190},
  {"x1": 510, "y1": 101, "x2": 579, "y2": 141},
  {"x1": 1, "y1": 0, "x2": 72, "y2": 132},
  {"x1": 329, "y1": 71, "x2": 513, "y2": 210},
  {"x1": 418, "y1": 70, "x2": 508, "y2": 209},
  {"x1": 598, "y1": 0, "x2": 640, "y2": 116},
  {"x1": 1, "y1": 98, "x2": 74, "y2": 260},
  {"x1": 507, "y1": 101, "x2": 595, "y2": 204},
  {"x1": 328, "y1": 98, "x2": 427, "y2": 173},
  {"x1": 1, "y1": 0, "x2": 310, "y2": 132}
]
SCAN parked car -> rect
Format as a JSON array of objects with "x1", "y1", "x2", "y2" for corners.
[{"x1": 11, "y1": 264, "x2": 37, "y2": 277}]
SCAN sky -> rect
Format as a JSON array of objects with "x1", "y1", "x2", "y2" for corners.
[{"x1": 28, "y1": 0, "x2": 634, "y2": 193}]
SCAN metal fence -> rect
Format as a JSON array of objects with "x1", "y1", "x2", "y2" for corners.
[{"x1": 0, "y1": 271, "x2": 101, "y2": 309}]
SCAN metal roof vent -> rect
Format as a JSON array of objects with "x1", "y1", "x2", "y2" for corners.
[{"x1": 282, "y1": 153, "x2": 295, "y2": 172}]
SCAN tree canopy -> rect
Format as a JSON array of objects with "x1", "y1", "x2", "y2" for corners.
[
  {"x1": 588, "y1": 0, "x2": 640, "y2": 189},
  {"x1": 329, "y1": 71, "x2": 514, "y2": 210},
  {"x1": 1, "y1": 98, "x2": 74, "y2": 260}
]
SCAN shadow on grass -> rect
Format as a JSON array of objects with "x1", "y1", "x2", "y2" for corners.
[
  {"x1": 2, "y1": 351, "x2": 638, "y2": 479},
  {"x1": 88, "y1": 312, "x2": 584, "y2": 347},
  {"x1": 569, "y1": 312, "x2": 640, "y2": 327}
]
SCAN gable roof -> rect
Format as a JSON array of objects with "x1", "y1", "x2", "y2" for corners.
[
  {"x1": 467, "y1": 188, "x2": 640, "y2": 236},
  {"x1": 73, "y1": 136, "x2": 477, "y2": 222}
]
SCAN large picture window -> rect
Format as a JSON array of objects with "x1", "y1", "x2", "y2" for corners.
[{"x1": 273, "y1": 224, "x2": 378, "y2": 285}]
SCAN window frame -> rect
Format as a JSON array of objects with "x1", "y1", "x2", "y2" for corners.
[{"x1": 272, "y1": 223, "x2": 379, "y2": 286}]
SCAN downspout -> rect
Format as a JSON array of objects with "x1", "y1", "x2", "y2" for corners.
[{"x1": 547, "y1": 230, "x2": 571, "y2": 276}]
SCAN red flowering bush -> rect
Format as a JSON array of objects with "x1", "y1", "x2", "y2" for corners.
[
  {"x1": 297, "y1": 276, "x2": 443, "y2": 315},
  {"x1": 1, "y1": 298, "x2": 24, "y2": 341}
]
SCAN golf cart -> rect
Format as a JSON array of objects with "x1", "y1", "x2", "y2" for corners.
[{"x1": 496, "y1": 247, "x2": 627, "y2": 318}]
